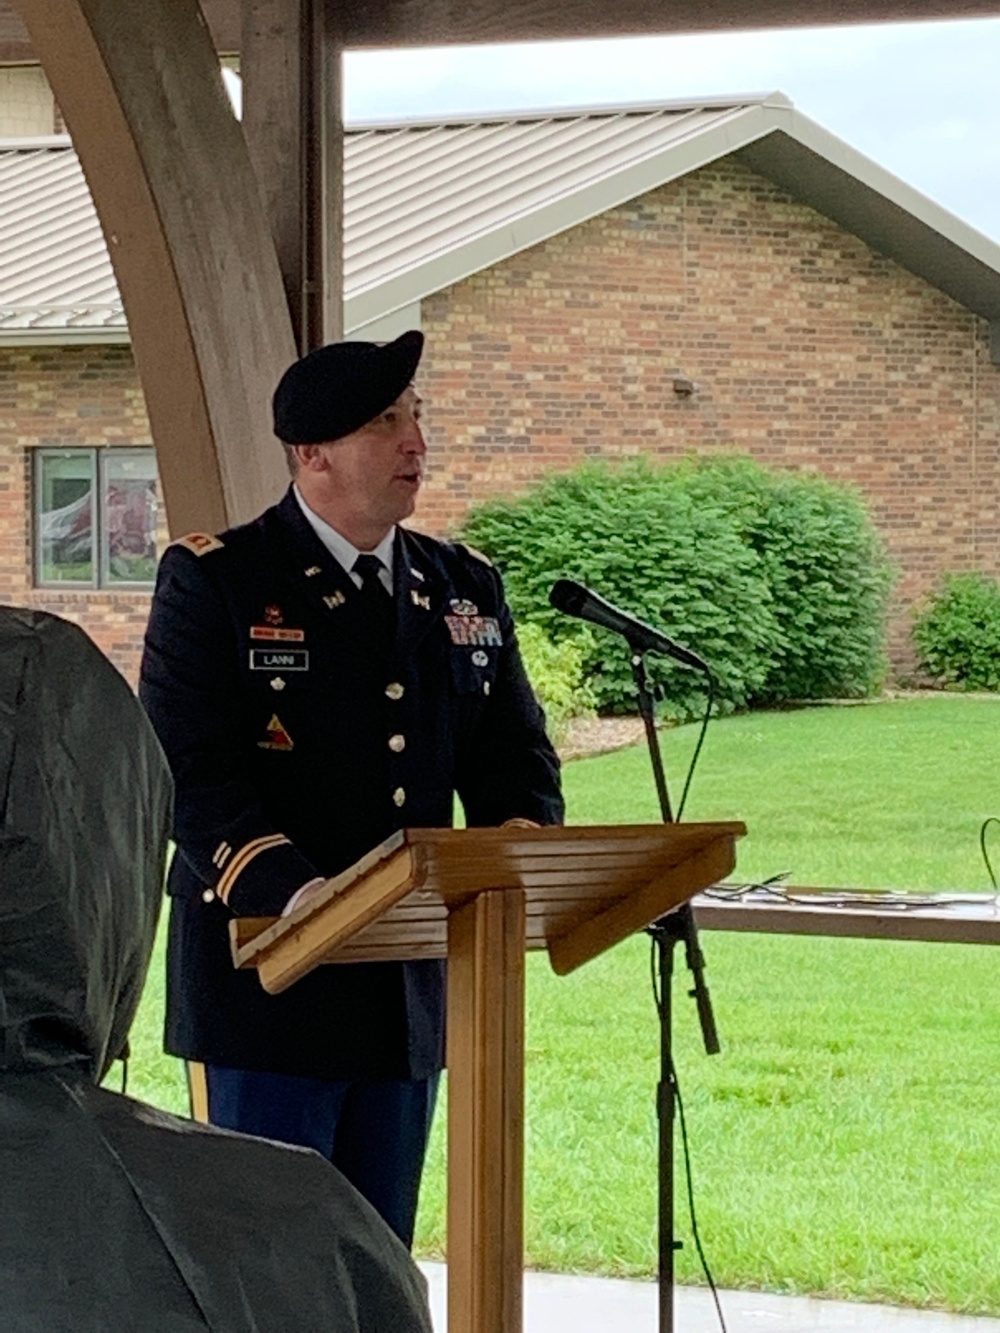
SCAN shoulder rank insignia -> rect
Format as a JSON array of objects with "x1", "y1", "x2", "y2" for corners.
[{"x1": 173, "y1": 532, "x2": 224, "y2": 557}]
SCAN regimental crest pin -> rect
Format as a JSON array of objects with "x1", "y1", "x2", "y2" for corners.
[
  {"x1": 257, "y1": 714, "x2": 294, "y2": 750},
  {"x1": 323, "y1": 591, "x2": 347, "y2": 610},
  {"x1": 264, "y1": 604, "x2": 283, "y2": 626},
  {"x1": 450, "y1": 598, "x2": 478, "y2": 617}
]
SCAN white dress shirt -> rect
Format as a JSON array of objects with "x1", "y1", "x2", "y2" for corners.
[{"x1": 293, "y1": 485, "x2": 395, "y2": 593}]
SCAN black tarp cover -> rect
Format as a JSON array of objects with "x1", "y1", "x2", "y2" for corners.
[{"x1": 0, "y1": 607, "x2": 432, "y2": 1331}]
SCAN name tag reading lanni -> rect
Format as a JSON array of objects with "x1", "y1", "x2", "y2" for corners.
[{"x1": 250, "y1": 649, "x2": 310, "y2": 671}]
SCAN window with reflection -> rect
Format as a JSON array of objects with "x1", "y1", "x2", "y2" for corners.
[{"x1": 34, "y1": 448, "x2": 159, "y2": 588}]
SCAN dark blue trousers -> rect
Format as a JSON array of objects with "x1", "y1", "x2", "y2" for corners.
[{"x1": 204, "y1": 1064, "x2": 439, "y2": 1247}]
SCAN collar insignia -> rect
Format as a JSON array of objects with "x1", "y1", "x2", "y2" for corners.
[
  {"x1": 304, "y1": 565, "x2": 322, "y2": 577},
  {"x1": 411, "y1": 589, "x2": 431, "y2": 610},
  {"x1": 324, "y1": 591, "x2": 347, "y2": 610}
]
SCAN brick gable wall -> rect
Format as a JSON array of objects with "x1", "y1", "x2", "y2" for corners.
[
  {"x1": 416, "y1": 158, "x2": 1000, "y2": 669},
  {"x1": 1, "y1": 156, "x2": 997, "y2": 684}
]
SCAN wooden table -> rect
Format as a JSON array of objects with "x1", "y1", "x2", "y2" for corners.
[{"x1": 694, "y1": 887, "x2": 1000, "y2": 946}]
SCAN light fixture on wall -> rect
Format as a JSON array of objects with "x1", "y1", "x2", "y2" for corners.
[{"x1": 672, "y1": 376, "x2": 695, "y2": 398}]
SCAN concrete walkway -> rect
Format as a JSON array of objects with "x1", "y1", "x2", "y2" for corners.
[{"x1": 420, "y1": 1264, "x2": 1000, "y2": 1331}]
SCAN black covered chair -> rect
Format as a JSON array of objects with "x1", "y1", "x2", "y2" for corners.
[{"x1": 0, "y1": 607, "x2": 431, "y2": 1332}]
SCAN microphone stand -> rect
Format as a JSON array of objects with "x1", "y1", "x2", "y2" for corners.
[{"x1": 629, "y1": 649, "x2": 720, "y2": 1333}]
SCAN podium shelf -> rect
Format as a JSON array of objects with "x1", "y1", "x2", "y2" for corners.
[{"x1": 230, "y1": 822, "x2": 745, "y2": 992}]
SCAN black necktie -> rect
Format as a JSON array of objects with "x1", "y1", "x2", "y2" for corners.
[{"x1": 353, "y1": 554, "x2": 395, "y2": 657}]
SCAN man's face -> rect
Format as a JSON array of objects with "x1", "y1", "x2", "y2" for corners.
[{"x1": 296, "y1": 385, "x2": 426, "y2": 544}]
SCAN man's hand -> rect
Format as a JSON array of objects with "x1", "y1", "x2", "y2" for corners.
[{"x1": 281, "y1": 876, "x2": 328, "y2": 917}]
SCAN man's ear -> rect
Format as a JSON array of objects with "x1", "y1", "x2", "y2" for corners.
[{"x1": 293, "y1": 443, "x2": 326, "y2": 472}]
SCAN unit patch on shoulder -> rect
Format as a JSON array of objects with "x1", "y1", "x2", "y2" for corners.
[
  {"x1": 257, "y1": 714, "x2": 294, "y2": 751},
  {"x1": 172, "y1": 532, "x2": 224, "y2": 557}
]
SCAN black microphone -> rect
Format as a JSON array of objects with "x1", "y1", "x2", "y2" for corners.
[{"x1": 549, "y1": 578, "x2": 710, "y2": 673}]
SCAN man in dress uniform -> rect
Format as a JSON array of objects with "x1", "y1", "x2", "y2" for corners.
[{"x1": 139, "y1": 329, "x2": 564, "y2": 1247}]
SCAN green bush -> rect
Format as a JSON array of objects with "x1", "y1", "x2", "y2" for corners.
[
  {"x1": 677, "y1": 457, "x2": 892, "y2": 704},
  {"x1": 461, "y1": 456, "x2": 892, "y2": 717},
  {"x1": 516, "y1": 622, "x2": 596, "y2": 743},
  {"x1": 912, "y1": 573, "x2": 1000, "y2": 691}
]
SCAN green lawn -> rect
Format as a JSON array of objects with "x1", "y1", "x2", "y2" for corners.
[{"x1": 122, "y1": 695, "x2": 1000, "y2": 1314}]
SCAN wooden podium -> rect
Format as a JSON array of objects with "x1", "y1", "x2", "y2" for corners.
[{"x1": 231, "y1": 821, "x2": 744, "y2": 1333}]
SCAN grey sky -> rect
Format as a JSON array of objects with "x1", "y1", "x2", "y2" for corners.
[{"x1": 343, "y1": 18, "x2": 1000, "y2": 244}]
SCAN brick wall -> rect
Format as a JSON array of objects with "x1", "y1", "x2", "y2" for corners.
[
  {"x1": 0, "y1": 343, "x2": 160, "y2": 684},
  {"x1": 417, "y1": 158, "x2": 1000, "y2": 670},
  {"x1": 1, "y1": 156, "x2": 997, "y2": 684}
]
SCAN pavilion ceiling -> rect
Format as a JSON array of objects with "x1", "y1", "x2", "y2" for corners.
[{"x1": 2, "y1": 0, "x2": 999, "y2": 63}]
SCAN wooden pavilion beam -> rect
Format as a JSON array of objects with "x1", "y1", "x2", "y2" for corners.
[
  {"x1": 340, "y1": 0, "x2": 1000, "y2": 45},
  {"x1": 242, "y1": 0, "x2": 344, "y2": 351},
  {"x1": 4, "y1": 0, "x2": 1000, "y2": 63},
  {"x1": 14, "y1": 0, "x2": 292, "y2": 535}
]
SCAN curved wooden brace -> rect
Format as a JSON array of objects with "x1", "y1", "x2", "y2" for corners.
[{"x1": 15, "y1": 0, "x2": 293, "y2": 534}]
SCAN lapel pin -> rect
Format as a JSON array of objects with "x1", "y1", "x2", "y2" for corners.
[{"x1": 304, "y1": 565, "x2": 322, "y2": 577}]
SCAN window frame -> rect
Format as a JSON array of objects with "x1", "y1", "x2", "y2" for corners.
[{"x1": 32, "y1": 445, "x2": 158, "y2": 591}]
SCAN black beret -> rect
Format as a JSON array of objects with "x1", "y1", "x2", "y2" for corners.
[{"x1": 272, "y1": 330, "x2": 424, "y2": 445}]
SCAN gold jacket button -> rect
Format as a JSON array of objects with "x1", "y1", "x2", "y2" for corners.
[
  {"x1": 389, "y1": 734, "x2": 406, "y2": 752},
  {"x1": 385, "y1": 682, "x2": 405, "y2": 700},
  {"x1": 393, "y1": 786, "x2": 406, "y2": 807},
  {"x1": 202, "y1": 889, "x2": 216, "y2": 904}
]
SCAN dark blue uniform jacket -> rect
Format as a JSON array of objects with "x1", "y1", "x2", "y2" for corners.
[{"x1": 139, "y1": 488, "x2": 564, "y2": 1082}]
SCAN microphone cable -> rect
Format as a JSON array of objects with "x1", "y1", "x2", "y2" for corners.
[
  {"x1": 980, "y1": 817, "x2": 1000, "y2": 896},
  {"x1": 675, "y1": 672, "x2": 716, "y2": 822},
  {"x1": 649, "y1": 940, "x2": 729, "y2": 1333}
]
